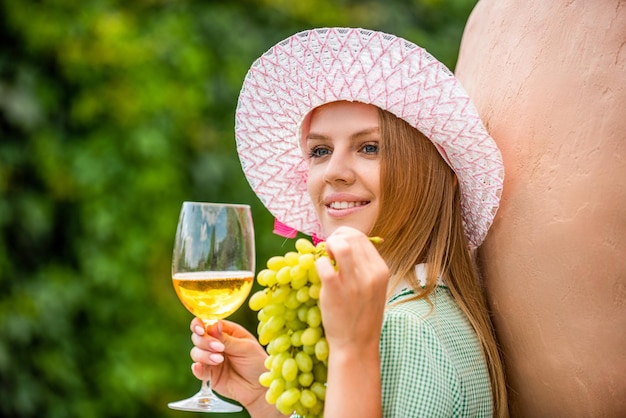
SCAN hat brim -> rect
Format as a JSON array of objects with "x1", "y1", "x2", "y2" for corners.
[{"x1": 235, "y1": 27, "x2": 503, "y2": 248}]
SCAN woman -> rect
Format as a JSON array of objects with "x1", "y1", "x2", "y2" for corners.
[{"x1": 189, "y1": 28, "x2": 508, "y2": 417}]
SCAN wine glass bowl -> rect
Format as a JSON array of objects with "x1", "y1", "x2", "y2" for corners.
[
  {"x1": 172, "y1": 270, "x2": 254, "y2": 327},
  {"x1": 169, "y1": 202, "x2": 255, "y2": 413}
]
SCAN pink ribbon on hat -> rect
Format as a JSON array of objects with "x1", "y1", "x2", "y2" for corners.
[
  {"x1": 274, "y1": 219, "x2": 324, "y2": 245},
  {"x1": 273, "y1": 218, "x2": 298, "y2": 238}
]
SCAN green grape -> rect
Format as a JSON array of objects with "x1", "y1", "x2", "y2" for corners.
[
  {"x1": 295, "y1": 238, "x2": 316, "y2": 254},
  {"x1": 257, "y1": 308, "x2": 269, "y2": 323},
  {"x1": 291, "y1": 329, "x2": 304, "y2": 347},
  {"x1": 258, "y1": 327, "x2": 274, "y2": 346},
  {"x1": 259, "y1": 316, "x2": 285, "y2": 345},
  {"x1": 276, "y1": 387, "x2": 301, "y2": 414},
  {"x1": 297, "y1": 305, "x2": 309, "y2": 323},
  {"x1": 315, "y1": 337, "x2": 329, "y2": 361},
  {"x1": 282, "y1": 357, "x2": 299, "y2": 382},
  {"x1": 268, "y1": 333, "x2": 291, "y2": 354},
  {"x1": 284, "y1": 290, "x2": 301, "y2": 310},
  {"x1": 311, "y1": 381, "x2": 326, "y2": 401},
  {"x1": 272, "y1": 351, "x2": 290, "y2": 370},
  {"x1": 263, "y1": 303, "x2": 285, "y2": 316},
  {"x1": 285, "y1": 318, "x2": 307, "y2": 331},
  {"x1": 266, "y1": 256, "x2": 286, "y2": 271},
  {"x1": 293, "y1": 401, "x2": 308, "y2": 417},
  {"x1": 298, "y1": 252, "x2": 315, "y2": 269},
  {"x1": 298, "y1": 371, "x2": 314, "y2": 387},
  {"x1": 290, "y1": 264, "x2": 307, "y2": 283},
  {"x1": 265, "y1": 377, "x2": 285, "y2": 404},
  {"x1": 296, "y1": 286, "x2": 310, "y2": 303},
  {"x1": 251, "y1": 237, "x2": 386, "y2": 417},
  {"x1": 276, "y1": 265, "x2": 292, "y2": 285},
  {"x1": 300, "y1": 389, "x2": 318, "y2": 409},
  {"x1": 284, "y1": 308, "x2": 297, "y2": 321},
  {"x1": 313, "y1": 362, "x2": 328, "y2": 383},
  {"x1": 309, "y1": 400, "x2": 324, "y2": 416},
  {"x1": 291, "y1": 269, "x2": 309, "y2": 289},
  {"x1": 284, "y1": 251, "x2": 300, "y2": 266},
  {"x1": 276, "y1": 398, "x2": 295, "y2": 416},
  {"x1": 259, "y1": 371, "x2": 274, "y2": 387},
  {"x1": 270, "y1": 285, "x2": 290, "y2": 303},
  {"x1": 285, "y1": 378, "x2": 299, "y2": 390},
  {"x1": 264, "y1": 355, "x2": 274, "y2": 370},
  {"x1": 308, "y1": 283, "x2": 321, "y2": 299},
  {"x1": 248, "y1": 290, "x2": 268, "y2": 311},
  {"x1": 280, "y1": 387, "x2": 301, "y2": 406},
  {"x1": 301, "y1": 326, "x2": 322, "y2": 346},
  {"x1": 302, "y1": 343, "x2": 316, "y2": 356},
  {"x1": 306, "y1": 305, "x2": 322, "y2": 328},
  {"x1": 264, "y1": 315, "x2": 286, "y2": 335},
  {"x1": 255, "y1": 269, "x2": 270, "y2": 286},
  {"x1": 308, "y1": 267, "x2": 321, "y2": 284},
  {"x1": 295, "y1": 351, "x2": 313, "y2": 373}
]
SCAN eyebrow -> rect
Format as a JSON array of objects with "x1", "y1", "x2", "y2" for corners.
[{"x1": 305, "y1": 127, "x2": 380, "y2": 141}]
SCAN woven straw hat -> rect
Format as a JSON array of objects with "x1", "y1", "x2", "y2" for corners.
[{"x1": 235, "y1": 27, "x2": 503, "y2": 248}]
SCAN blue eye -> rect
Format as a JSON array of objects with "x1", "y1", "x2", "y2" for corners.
[
  {"x1": 362, "y1": 143, "x2": 379, "y2": 154},
  {"x1": 308, "y1": 146, "x2": 331, "y2": 158}
]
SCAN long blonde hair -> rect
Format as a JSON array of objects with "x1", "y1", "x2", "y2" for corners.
[{"x1": 370, "y1": 109, "x2": 509, "y2": 418}]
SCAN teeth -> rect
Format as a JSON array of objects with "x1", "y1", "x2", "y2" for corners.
[{"x1": 329, "y1": 201, "x2": 366, "y2": 209}]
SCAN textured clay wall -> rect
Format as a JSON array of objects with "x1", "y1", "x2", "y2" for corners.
[{"x1": 455, "y1": 1, "x2": 626, "y2": 417}]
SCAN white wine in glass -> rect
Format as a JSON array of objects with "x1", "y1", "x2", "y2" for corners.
[{"x1": 169, "y1": 202, "x2": 255, "y2": 413}]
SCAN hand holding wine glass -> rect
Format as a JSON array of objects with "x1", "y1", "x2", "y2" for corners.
[{"x1": 169, "y1": 202, "x2": 255, "y2": 413}]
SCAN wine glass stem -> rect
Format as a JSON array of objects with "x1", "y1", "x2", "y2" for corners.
[
  {"x1": 194, "y1": 378, "x2": 213, "y2": 409},
  {"x1": 200, "y1": 320, "x2": 216, "y2": 402},
  {"x1": 201, "y1": 378, "x2": 211, "y2": 396}
]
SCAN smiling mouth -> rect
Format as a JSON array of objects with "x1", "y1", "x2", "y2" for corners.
[{"x1": 327, "y1": 201, "x2": 369, "y2": 210}]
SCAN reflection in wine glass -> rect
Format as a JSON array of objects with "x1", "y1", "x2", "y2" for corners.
[{"x1": 169, "y1": 202, "x2": 255, "y2": 413}]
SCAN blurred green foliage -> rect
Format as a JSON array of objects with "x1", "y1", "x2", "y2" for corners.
[{"x1": 0, "y1": 0, "x2": 476, "y2": 416}]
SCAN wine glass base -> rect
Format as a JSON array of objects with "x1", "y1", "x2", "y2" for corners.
[{"x1": 168, "y1": 389, "x2": 243, "y2": 413}]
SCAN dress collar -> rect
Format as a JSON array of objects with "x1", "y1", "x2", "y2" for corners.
[
  {"x1": 389, "y1": 263, "x2": 447, "y2": 300},
  {"x1": 416, "y1": 263, "x2": 443, "y2": 287}
]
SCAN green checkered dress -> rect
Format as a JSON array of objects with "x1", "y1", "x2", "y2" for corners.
[
  {"x1": 291, "y1": 265, "x2": 493, "y2": 418},
  {"x1": 380, "y1": 285, "x2": 493, "y2": 417}
]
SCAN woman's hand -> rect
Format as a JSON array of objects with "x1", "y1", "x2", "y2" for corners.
[
  {"x1": 315, "y1": 226, "x2": 390, "y2": 349},
  {"x1": 314, "y1": 226, "x2": 389, "y2": 418},
  {"x1": 189, "y1": 318, "x2": 283, "y2": 417}
]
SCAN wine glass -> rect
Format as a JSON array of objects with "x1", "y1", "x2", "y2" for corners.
[{"x1": 168, "y1": 202, "x2": 255, "y2": 413}]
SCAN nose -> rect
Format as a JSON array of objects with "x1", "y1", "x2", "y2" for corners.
[{"x1": 323, "y1": 152, "x2": 355, "y2": 185}]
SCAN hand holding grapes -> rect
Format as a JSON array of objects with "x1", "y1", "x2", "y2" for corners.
[
  {"x1": 315, "y1": 227, "x2": 389, "y2": 418},
  {"x1": 241, "y1": 227, "x2": 387, "y2": 418},
  {"x1": 316, "y1": 226, "x2": 390, "y2": 350}
]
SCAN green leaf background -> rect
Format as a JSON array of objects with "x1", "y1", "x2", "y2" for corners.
[{"x1": 0, "y1": 0, "x2": 476, "y2": 416}]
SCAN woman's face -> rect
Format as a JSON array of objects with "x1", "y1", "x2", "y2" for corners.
[{"x1": 303, "y1": 101, "x2": 381, "y2": 237}]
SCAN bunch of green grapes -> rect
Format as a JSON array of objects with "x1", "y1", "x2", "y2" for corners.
[{"x1": 248, "y1": 238, "x2": 330, "y2": 418}]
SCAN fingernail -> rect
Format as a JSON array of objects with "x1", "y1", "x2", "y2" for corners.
[
  {"x1": 194, "y1": 325, "x2": 206, "y2": 336},
  {"x1": 208, "y1": 340, "x2": 225, "y2": 352},
  {"x1": 209, "y1": 353, "x2": 224, "y2": 364},
  {"x1": 191, "y1": 363, "x2": 200, "y2": 373}
]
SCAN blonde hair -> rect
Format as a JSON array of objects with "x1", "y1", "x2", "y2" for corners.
[{"x1": 370, "y1": 109, "x2": 509, "y2": 418}]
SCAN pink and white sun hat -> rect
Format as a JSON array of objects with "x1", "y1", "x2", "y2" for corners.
[{"x1": 235, "y1": 27, "x2": 503, "y2": 248}]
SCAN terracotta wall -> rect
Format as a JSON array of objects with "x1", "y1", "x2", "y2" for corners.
[{"x1": 455, "y1": 1, "x2": 626, "y2": 417}]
